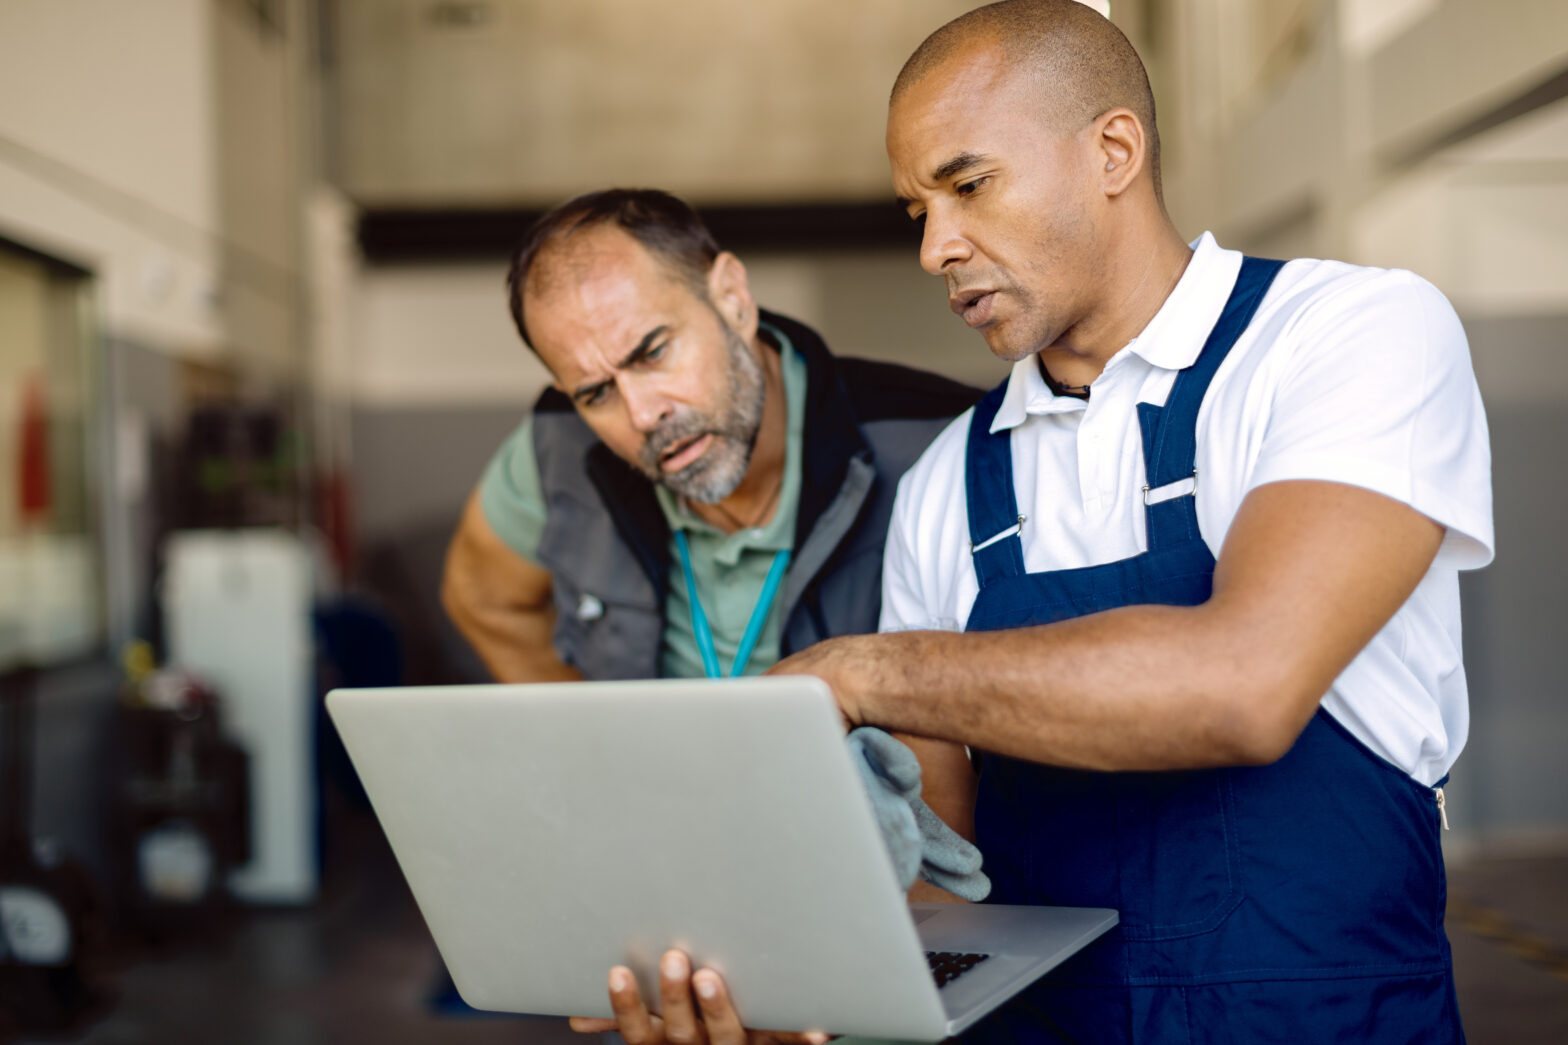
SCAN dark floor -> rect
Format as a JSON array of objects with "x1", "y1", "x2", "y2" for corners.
[
  {"x1": 1444, "y1": 850, "x2": 1568, "y2": 1043},
  {"x1": 14, "y1": 809, "x2": 1568, "y2": 1045}
]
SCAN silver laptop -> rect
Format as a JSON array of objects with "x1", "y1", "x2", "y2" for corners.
[{"x1": 326, "y1": 677, "x2": 1116, "y2": 1041}]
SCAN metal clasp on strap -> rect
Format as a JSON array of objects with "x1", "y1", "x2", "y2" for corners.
[
  {"x1": 970, "y1": 515, "x2": 1026, "y2": 554},
  {"x1": 1143, "y1": 470, "x2": 1197, "y2": 506}
]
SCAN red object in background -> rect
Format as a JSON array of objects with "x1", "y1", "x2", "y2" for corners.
[
  {"x1": 314, "y1": 466, "x2": 356, "y2": 579},
  {"x1": 18, "y1": 373, "x2": 51, "y2": 524}
]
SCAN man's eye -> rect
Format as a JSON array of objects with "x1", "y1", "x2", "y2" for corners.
[
  {"x1": 956, "y1": 176, "x2": 989, "y2": 197},
  {"x1": 583, "y1": 386, "x2": 610, "y2": 407},
  {"x1": 645, "y1": 342, "x2": 668, "y2": 362}
]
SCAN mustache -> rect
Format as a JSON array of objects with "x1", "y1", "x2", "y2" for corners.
[
  {"x1": 946, "y1": 270, "x2": 997, "y2": 297},
  {"x1": 639, "y1": 411, "x2": 717, "y2": 475}
]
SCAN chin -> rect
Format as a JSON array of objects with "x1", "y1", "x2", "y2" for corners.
[
  {"x1": 982, "y1": 315, "x2": 1061, "y2": 364},
  {"x1": 662, "y1": 451, "x2": 748, "y2": 504},
  {"x1": 981, "y1": 331, "x2": 1040, "y2": 365}
]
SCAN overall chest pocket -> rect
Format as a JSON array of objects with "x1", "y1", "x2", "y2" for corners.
[{"x1": 1113, "y1": 768, "x2": 1243, "y2": 940}]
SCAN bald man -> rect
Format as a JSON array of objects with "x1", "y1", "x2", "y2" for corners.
[
  {"x1": 766, "y1": 2, "x2": 1490, "y2": 1042},
  {"x1": 577, "y1": 3, "x2": 1489, "y2": 1043}
]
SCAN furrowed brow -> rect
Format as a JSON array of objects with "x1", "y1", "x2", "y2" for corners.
[
  {"x1": 616, "y1": 325, "x2": 669, "y2": 370},
  {"x1": 570, "y1": 325, "x2": 670, "y2": 403},
  {"x1": 896, "y1": 151, "x2": 992, "y2": 211},
  {"x1": 932, "y1": 152, "x2": 987, "y2": 183}
]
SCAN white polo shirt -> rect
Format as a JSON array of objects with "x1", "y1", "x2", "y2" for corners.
[{"x1": 879, "y1": 233, "x2": 1494, "y2": 785}]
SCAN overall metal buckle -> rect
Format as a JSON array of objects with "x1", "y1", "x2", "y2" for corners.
[
  {"x1": 970, "y1": 515, "x2": 1026, "y2": 554},
  {"x1": 1143, "y1": 470, "x2": 1198, "y2": 506}
]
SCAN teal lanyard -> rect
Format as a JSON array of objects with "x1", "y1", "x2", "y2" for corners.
[{"x1": 673, "y1": 531, "x2": 791, "y2": 679}]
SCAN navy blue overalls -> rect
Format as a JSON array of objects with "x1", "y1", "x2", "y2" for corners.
[{"x1": 961, "y1": 258, "x2": 1463, "y2": 1044}]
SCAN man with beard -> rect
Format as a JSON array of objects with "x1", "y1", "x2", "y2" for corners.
[{"x1": 443, "y1": 186, "x2": 976, "y2": 712}]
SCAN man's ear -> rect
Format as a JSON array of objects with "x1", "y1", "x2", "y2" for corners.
[
  {"x1": 707, "y1": 251, "x2": 760, "y2": 342},
  {"x1": 1095, "y1": 108, "x2": 1145, "y2": 199}
]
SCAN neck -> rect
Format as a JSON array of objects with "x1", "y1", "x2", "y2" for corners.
[
  {"x1": 1040, "y1": 222, "x2": 1193, "y2": 389},
  {"x1": 689, "y1": 336, "x2": 787, "y2": 535}
]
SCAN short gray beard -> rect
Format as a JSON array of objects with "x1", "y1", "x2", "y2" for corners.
[{"x1": 638, "y1": 323, "x2": 767, "y2": 504}]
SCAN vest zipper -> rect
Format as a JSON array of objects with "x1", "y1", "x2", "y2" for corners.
[{"x1": 1435, "y1": 787, "x2": 1449, "y2": 830}]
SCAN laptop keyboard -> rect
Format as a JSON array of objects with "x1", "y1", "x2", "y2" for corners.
[{"x1": 926, "y1": 950, "x2": 991, "y2": 988}]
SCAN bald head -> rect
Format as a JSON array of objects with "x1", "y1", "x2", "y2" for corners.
[{"x1": 894, "y1": 0, "x2": 1161, "y2": 201}]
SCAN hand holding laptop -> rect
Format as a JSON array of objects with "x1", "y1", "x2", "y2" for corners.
[
  {"x1": 564, "y1": 724, "x2": 987, "y2": 1045},
  {"x1": 568, "y1": 949, "x2": 829, "y2": 1045}
]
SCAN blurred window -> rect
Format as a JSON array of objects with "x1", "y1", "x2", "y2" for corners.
[{"x1": 0, "y1": 240, "x2": 101, "y2": 671}]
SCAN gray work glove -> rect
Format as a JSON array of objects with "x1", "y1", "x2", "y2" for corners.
[{"x1": 846, "y1": 726, "x2": 990, "y2": 902}]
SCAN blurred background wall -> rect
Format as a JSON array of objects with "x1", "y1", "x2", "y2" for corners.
[{"x1": 0, "y1": 0, "x2": 1564, "y2": 946}]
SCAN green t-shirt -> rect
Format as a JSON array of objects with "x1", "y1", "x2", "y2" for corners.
[{"x1": 478, "y1": 323, "x2": 808, "y2": 678}]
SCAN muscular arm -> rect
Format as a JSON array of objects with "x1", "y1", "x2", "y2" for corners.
[
  {"x1": 772, "y1": 480, "x2": 1445, "y2": 772},
  {"x1": 441, "y1": 492, "x2": 583, "y2": 684}
]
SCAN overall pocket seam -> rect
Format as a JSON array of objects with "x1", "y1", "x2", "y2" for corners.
[{"x1": 1117, "y1": 772, "x2": 1245, "y2": 941}]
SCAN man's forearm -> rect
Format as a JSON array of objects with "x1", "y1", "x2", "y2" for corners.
[
  {"x1": 791, "y1": 481, "x2": 1447, "y2": 774},
  {"x1": 821, "y1": 602, "x2": 1291, "y2": 772}
]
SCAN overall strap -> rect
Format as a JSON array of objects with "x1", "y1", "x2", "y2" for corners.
[
  {"x1": 964, "y1": 382, "x2": 1027, "y2": 587},
  {"x1": 1140, "y1": 256, "x2": 1285, "y2": 551}
]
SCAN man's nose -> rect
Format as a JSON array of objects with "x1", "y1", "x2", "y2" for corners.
[
  {"x1": 621, "y1": 380, "x2": 670, "y2": 432},
  {"x1": 919, "y1": 208, "x2": 972, "y2": 275}
]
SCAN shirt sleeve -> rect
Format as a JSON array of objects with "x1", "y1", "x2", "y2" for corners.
[
  {"x1": 878, "y1": 413, "x2": 972, "y2": 635},
  {"x1": 1245, "y1": 270, "x2": 1494, "y2": 570},
  {"x1": 878, "y1": 471, "x2": 929, "y2": 633},
  {"x1": 477, "y1": 416, "x2": 549, "y2": 564}
]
